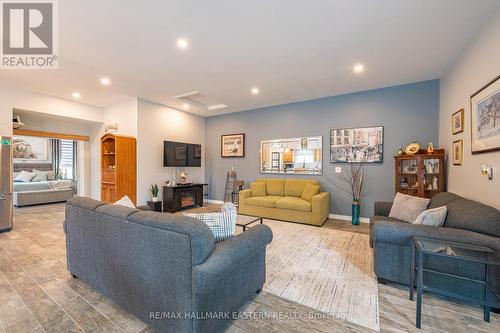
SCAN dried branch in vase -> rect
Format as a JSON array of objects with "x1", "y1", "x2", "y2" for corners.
[{"x1": 336, "y1": 163, "x2": 364, "y2": 202}]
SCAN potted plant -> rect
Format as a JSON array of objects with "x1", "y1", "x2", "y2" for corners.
[
  {"x1": 150, "y1": 184, "x2": 159, "y2": 202},
  {"x1": 336, "y1": 163, "x2": 364, "y2": 225}
]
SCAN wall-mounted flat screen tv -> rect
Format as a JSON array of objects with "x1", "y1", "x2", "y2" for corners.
[{"x1": 163, "y1": 141, "x2": 201, "y2": 167}]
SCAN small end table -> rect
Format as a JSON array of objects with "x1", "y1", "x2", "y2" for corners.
[
  {"x1": 409, "y1": 236, "x2": 500, "y2": 328},
  {"x1": 147, "y1": 201, "x2": 162, "y2": 212}
]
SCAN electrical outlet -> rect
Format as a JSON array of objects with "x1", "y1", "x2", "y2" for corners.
[{"x1": 335, "y1": 167, "x2": 342, "y2": 173}]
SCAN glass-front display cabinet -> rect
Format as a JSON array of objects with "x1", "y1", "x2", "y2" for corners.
[
  {"x1": 261, "y1": 136, "x2": 322, "y2": 175},
  {"x1": 394, "y1": 149, "x2": 446, "y2": 198}
]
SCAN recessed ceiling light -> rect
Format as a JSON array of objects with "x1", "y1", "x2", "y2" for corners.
[
  {"x1": 100, "y1": 77, "x2": 111, "y2": 85},
  {"x1": 72, "y1": 92, "x2": 81, "y2": 99},
  {"x1": 251, "y1": 87, "x2": 259, "y2": 95},
  {"x1": 353, "y1": 64, "x2": 364, "y2": 73},
  {"x1": 177, "y1": 38, "x2": 189, "y2": 49},
  {"x1": 182, "y1": 103, "x2": 190, "y2": 109}
]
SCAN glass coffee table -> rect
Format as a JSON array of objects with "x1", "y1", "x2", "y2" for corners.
[
  {"x1": 409, "y1": 236, "x2": 500, "y2": 328},
  {"x1": 236, "y1": 215, "x2": 263, "y2": 232}
]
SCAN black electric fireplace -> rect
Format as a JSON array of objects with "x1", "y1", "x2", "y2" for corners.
[{"x1": 162, "y1": 184, "x2": 203, "y2": 213}]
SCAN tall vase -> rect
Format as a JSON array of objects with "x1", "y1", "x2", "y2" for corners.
[{"x1": 352, "y1": 201, "x2": 360, "y2": 225}]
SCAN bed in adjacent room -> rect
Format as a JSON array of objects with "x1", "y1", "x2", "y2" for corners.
[{"x1": 13, "y1": 165, "x2": 75, "y2": 207}]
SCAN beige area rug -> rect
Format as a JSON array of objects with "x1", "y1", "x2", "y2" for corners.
[{"x1": 244, "y1": 217, "x2": 380, "y2": 331}]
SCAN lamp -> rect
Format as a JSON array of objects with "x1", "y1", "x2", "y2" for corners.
[{"x1": 480, "y1": 165, "x2": 493, "y2": 181}]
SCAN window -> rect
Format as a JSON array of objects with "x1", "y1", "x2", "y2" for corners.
[{"x1": 59, "y1": 140, "x2": 75, "y2": 179}]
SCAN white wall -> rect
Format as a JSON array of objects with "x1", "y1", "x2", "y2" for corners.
[
  {"x1": 439, "y1": 9, "x2": 500, "y2": 209},
  {"x1": 136, "y1": 99, "x2": 205, "y2": 205},
  {"x1": 0, "y1": 87, "x2": 103, "y2": 136}
]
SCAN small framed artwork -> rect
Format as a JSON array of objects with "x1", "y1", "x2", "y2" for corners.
[
  {"x1": 452, "y1": 140, "x2": 463, "y2": 165},
  {"x1": 470, "y1": 74, "x2": 500, "y2": 154},
  {"x1": 452, "y1": 108, "x2": 464, "y2": 134},
  {"x1": 221, "y1": 133, "x2": 245, "y2": 157}
]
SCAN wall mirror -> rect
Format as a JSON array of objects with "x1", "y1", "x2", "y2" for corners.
[{"x1": 260, "y1": 136, "x2": 322, "y2": 175}]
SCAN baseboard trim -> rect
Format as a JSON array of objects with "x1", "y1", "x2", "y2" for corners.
[
  {"x1": 208, "y1": 199, "x2": 369, "y2": 224},
  {"x1": 329, "y1": 214, "x2": 369, "y2": 224}
]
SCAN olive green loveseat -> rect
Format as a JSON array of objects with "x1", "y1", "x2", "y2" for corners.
[{"x1": 238, "y1": 178, "x2": 329, "y2": 226}]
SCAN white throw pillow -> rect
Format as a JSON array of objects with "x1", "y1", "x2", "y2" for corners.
[
  {"x1": 15, "y1": 170, "x2": 35, "y2": 183},
  {"x1": 113, "y1": 195, "x2": 136, "y2": 208},
  {"x1": 413, "y1": 206, "x2": 447, "y2": 227},
  {"x1": 184, "y1": 207, "x2": 236, "y2": 242},
  {"x1": 389, "y1": 192, "x2": 430, "y2": 223}
]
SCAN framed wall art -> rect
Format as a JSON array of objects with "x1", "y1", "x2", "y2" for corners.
[
  {"x1": 13, "y1": 136, "x2": 51, "y2": 163},
  {"x1": 221, "y1": 133, "x2": 245, "y2": 157},
  {"x1": 452, "y1": 139, "x2": 463, "y2": 165},
  {"x1": 330, "y1": 126, "x2": 383, "y2": 163},
  {"x1": 452, "y1": 108, "x2": 464, "y2": 134},
  {"x1": 470, "y1": 75, "x2": 500, "y2": 154}
]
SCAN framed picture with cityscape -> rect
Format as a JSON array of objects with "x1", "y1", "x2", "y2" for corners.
[
  {"x1": 471, "y1": 75, "x2": 500, "y2": 154},
  {"x1": 330, "y1": 126, "x2": 384, "y2": 163},
  {"x1": 221, "y1": 133, "x2": 245, "y2": 157}
]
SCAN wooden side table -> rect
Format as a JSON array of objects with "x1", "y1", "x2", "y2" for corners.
[{"x1": 147, "y1": 201, "x2": 162, "y2": 212}]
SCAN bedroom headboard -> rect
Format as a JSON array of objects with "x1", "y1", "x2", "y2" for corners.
[{"x1": 13, "y1": 163, "x2": 53, "y2": 172}]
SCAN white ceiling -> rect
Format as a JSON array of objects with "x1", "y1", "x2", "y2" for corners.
[{"x1": 1, "y1": 0, "x2": 499, "y2": 117}]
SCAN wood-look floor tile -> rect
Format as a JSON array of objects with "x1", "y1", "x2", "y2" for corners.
[
  {"x1": 39, "y1": 279, "x2": 124, "y2": 333},
  {"x1": 0, "y1": 273, "x2": 43, "y2": 333},
  {"x1": 94, "y1": 299, "x2": 148, "y2": 333}
]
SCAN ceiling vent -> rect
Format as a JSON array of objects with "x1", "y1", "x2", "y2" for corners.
[{"x1": 173, "y1": 91, "x2": 228, "y2": 111}]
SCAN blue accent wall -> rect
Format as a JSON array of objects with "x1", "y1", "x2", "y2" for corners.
[{"x1": 205, "y1": 80, "x2": 440, "y2": 218}]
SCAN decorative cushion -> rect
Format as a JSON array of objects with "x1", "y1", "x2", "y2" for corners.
[
  {"x1": 265, "y1": 179, "x2": 285, "y2": 196},
  {"x1": 33, "y1": 169, "x2": 56, "y2": 181},
  {"x1": 285, "y1": 179, "x2": 319, "y2": 197},
  {"x1": 301, "y1": 183, "x2": 320, "y2": 202},
  {"x1": 276, "y1": 197, "x2": 312, "y2": 212},
  {"x1": 250, "y1": 182, "x2": 266, "y2": 197},
  {"x1": 31, "y1": 172, "x2": 48, "y2": 182},
  {"x1": 15, "y1": 170, "x2": 35, "y2": 183},
  {"x1": 413, "y1": 206, "x2": 447, "y2": 227},
  {"x1": 114, "y1": 195, "x2": 135, "y2": 208},
  {"x1": 389, "y1": 192, "x2": 430, "y2": 223},
  {"x1": 246, "y1": 196, "x2": 282, "y2": 208},
  {"x1": 184, "y1": 204, "x2": 236, "y2": 242}
]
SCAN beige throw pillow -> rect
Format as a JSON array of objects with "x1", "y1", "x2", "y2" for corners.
[
  {"x1": 301, "y1": 183, "x2": 320, "y2": 202},
  {"x1": 389, "y1": 192, "x2": 430, "y2": 223},
  {"x1": 413, "y1": 206, "x2": 447, "y2": 227}
]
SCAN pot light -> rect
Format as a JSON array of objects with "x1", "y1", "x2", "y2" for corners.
[
  {"x1": 251, "y1": 87, "x2": 259, "y2": 95},
  {"x1": 72, "y1": 92, "x2": 81, "y2": 99},
  {"x1": 100, "y1": 77, "x2": 111, "y2": 85},
  {"x1": 182, "y1": 103, "x2": 190, "y2": 109},
  {"x1": 353, "y1": 64, "x2": 364, "y2": 73},
  {"x1": 177, "y1": 38, "x2": 189, "y2": 49}
]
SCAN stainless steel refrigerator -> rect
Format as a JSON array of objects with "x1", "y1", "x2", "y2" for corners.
[{"x1": 0, "y1": 136, "x2": 13, "y2": 232}]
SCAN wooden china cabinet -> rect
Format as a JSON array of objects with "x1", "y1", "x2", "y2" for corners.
[
  {"x1": 394, "y1": 149, "x2": 446, "y2": 199},
  {"x1": 101, "y1": 134, "x2": 137, "y2": 204}
]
